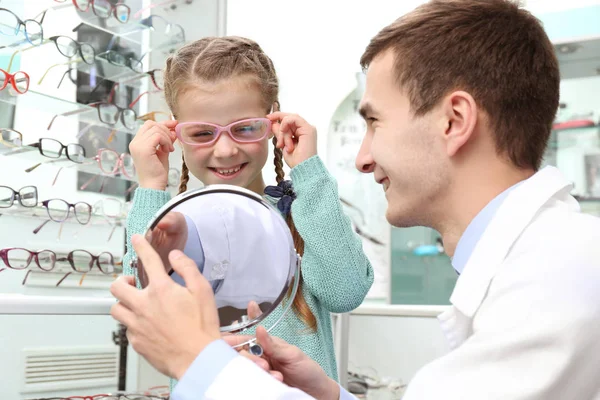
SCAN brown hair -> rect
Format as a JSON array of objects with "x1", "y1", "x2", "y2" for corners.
[
  {"x1": 164, "y1": 36, "x2": 317, "y2": 331},
  {"x1": 360, "y1": 0, "x2": 560, "y2": 170}
]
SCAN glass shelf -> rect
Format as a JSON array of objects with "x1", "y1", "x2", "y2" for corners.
[
  {"x1": 548, "y1": 125, "x2": 600, "y2": 150},
  {"x1": 0, "y1": 22, "x2": 31, "y2": 49},
  {"x1": 37, "y1": 58, "x2": 147, "y2": 91},
  {"x1": 578, "y1": 197, "x2": 600, "y2": 216},
  {"x1": 0, "y1": 255, "x2": 123, "y2": 275},
  {"x1": 0, "y1": 204, "x2": 125, "y2": 228},
  {"x1": 0, "y1": 294, "x2": 115, "y2": 314},
  {"x1": 0, "y1": 90, "x2": 137, "y2": 136},
  {"x1": 552, "y1": 123, "x2": 600, "y2": 133},
  {"x1": 0, "y1": 145, "x2": 138, "y2": 183},
  {"x1": 75, "y1": 12, "x2": 150, "y2": 41}
]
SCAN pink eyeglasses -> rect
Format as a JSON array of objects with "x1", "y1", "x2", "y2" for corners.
[
  {"x1": 175, "y1": 118, "x2": 271, "y2": 147},
  {"x1": 94, "y1": 148, "x2": 135, "y2": 177}
]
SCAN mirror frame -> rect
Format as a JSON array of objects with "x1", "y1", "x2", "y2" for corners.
[{"x1": 131, "y1": 184, "x2": 301, "y2": 338}]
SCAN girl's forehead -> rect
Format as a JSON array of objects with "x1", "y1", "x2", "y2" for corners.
[{"x1": 176, "y1": 85, "x2": 267, "y2": 124}]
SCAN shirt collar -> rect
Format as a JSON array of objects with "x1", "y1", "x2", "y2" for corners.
[{"x1": 452, "y1": 182, "x2": 522, "y2": 274}]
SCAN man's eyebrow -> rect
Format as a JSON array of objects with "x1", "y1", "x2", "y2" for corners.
[{"x1": 358, "y1": 102, "x2": 373, "y2": 120}]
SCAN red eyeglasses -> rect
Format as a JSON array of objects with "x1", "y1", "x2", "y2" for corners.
[
  {"x1": 53, "y1": 0, "x2": 131, "y2": 23},
  {"x1": 0, "y1": 68, "x2": 30, "y2": 94}
]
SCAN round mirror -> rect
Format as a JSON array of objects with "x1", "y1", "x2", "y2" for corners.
[{"x1": 132, "y1": 184, "x2": 300, "y2": 349}]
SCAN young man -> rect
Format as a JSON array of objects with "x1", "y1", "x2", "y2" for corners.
[{"x1": 110, "y1": 0, "x2": 600, "y2": 399}]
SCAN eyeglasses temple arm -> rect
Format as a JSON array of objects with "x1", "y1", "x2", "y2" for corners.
[
  {"x1": 80, "y1": 175, "x2": 98, "y2": 190},
  {"x1": 33, "y1": 219, "x2": 50, "y2": 234},
  {"x1": 22, "y1": 270, "x2": 32, "y2": 285},
  {"x1": 48, "y1": 102, "x2": 101, "y2": 130},
  {"x1": 38, "y1": 59, "x2": 74, "y2": 85},
  {"x1": 55, "y1": 272, "x2": 71, "y2": 287},
  {"x1": 7, "y1": 43, "x2": 44, "y2": 73}
]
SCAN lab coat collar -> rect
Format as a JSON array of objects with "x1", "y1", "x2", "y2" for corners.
[{"x1": 439, "y1": 167, "x2": 574, "y2": 346}]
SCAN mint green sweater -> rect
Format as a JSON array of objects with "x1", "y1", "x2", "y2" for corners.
[{"x1": 122, "y1": 155, "x2": 374, "y2": 389}]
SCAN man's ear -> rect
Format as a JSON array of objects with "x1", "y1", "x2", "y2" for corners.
[{"x1": 441, "y1": 91, "x2": 478, "y2": 157}]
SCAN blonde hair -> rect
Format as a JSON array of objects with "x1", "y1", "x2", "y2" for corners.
[{"x1": 164, "y1": 36, "x2": 317, "y2": 332}]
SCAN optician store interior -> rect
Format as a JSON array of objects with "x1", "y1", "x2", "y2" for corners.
[{"x1": 0, "y1": 0, "x2": 599, "y2": 399}]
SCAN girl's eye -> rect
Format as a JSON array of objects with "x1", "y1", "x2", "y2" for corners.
[
  {"x1": 233, "y1": 125, "x2": 256, "y2": 134},
  {"x1": 191, "y1": 130, "x2": 214, "y2": 137}
]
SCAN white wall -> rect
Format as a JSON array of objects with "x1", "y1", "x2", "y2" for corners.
[{"x1": 226, "y1": 0, "x2": 427, "y2": 182}]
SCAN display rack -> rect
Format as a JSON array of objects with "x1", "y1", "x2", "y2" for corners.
[
  {"x1": 1, "y1": 1, "x2": 224, "y2": 397},
  {"x1": 0, "y1": 294, "x2": 114, "y2": 315}
]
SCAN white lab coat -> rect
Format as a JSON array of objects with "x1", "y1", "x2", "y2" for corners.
[{"x1": 200, "y1": 166, "x2": 600, "y2": 400}]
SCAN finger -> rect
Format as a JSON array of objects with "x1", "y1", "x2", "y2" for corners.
[
  {"x1": 256, "y1": 326, "x2": 277, "y2": 357},
  {"x1": 159, "y1": 119, "x2": 178, "y2": 129},
  {"x1": 169, "y1": 250, "x2": 221, "y2": 330},
  {"x1": 155, "y1": 123, "x2": 178, "y2": 144},
  {"x1": 275, "y1": 130, "x2": 285, "y2": 149},
  {"x1": 137, "y1": 120, "x2": 157, "y2": 135},
  {"x1": 270, "y1": 371, "x2": 284, "y2": 382},
  {"x1": 131, "y1": 234, "x2": 169, "y2": 284},
  {"x1": 239, "y1": 350, "x2": 270, "y2": 371},
  {"x1": 247, "y1": 301, "x2": 262, "y2": 320},
  {"x1": 280, "y1": 118, "x2": 296, "y2": 152},
  {"x1": 266, "y1": 111, "x2": 290, "y2": 122},
  {"x1": 121, "y1": 275, "x2": 136, "y2": 287},
  {"x1": 109, "y1": 276, "x2": 142, "y2": 311},
  {"x1": 142, "y1": 128, "x2": 174, "y2": 154},
  {"x1": 110, "y1": 301, "x2": 137, "y2": 328},
  {"x1": 156, "y1": 212, "x2": 185, "y2": 233},
  {"x1": 269, "y1": 121, "x2": 284, "y2": 149},
  {"x1": 150, "y1": 129, "x2": 176, "y2": 152}
]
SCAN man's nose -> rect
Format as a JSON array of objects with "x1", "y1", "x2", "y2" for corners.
[{"x1": 355, "y1": 136, "x2": 375, "y2": 174}]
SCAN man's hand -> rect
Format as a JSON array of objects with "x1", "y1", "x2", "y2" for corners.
[
  {"x1": 110, "y1": 234, "x2": 221, "y2": 380},
  {"x1": 225, "y1": 326, "x2": 340, "y2": 400}
]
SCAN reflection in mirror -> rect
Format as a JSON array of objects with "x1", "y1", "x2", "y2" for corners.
[{"x1": 133, "y1": 185, "x2": 300, "y2": 344}]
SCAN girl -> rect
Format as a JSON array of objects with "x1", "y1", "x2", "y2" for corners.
[{"x1": 123, "y1": 36, "x2": 374, "y2": 390}]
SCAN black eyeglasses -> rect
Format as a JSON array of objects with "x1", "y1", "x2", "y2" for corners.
[
  {"x1": 48, "y1": 35, "x2": 96, "y2": 64},
  {"x1": 93, "y1": 102, "x2": 138, "y2": 130},
  {"x1": 97, "y1": 50, "x2": 143, "y2": 73},
  {"x1": 29, "y1": 138, "x2": 86, "y2": 163},
  {"x1": 23, "y1": 138, "x2": 86, "y2": 173},
  {"x1": 56, "y1": 66, "x2": 78, "y2": 89},
  {"x1": 56, "y1": 0, "x2": 132, "y2": 24},
  {"x1": 0, "y1": 185, "x2": 38, "y2": 208},
  {"x1": 140, "y1": 15, "x2": 185, "y2": 43}
]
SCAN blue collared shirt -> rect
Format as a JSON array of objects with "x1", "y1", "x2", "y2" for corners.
[
  {"x1": 452, "y1": 182, "x2": 521, "y2": 274},
  {"x1": 171, "y1": 340, "x2": 238, "y2": 400},
  {"x1": 171, "y1": 340, "x2": 358, "y2": 399}
]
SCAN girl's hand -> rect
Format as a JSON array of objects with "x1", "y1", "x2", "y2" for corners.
[
  {"x1": 129, "y1": 120, "x2": 178, "y2": 190},
  {"x1": 267, "y1": 112, "x2": 317, "y2": 169}
]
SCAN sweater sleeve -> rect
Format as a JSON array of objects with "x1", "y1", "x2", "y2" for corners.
[
  {"x1": 290, "y1": 155, "x2": 374, "y2": 313},
  {"x1": 122, "y1": 188, "x2": 172, "y2": 284}
]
